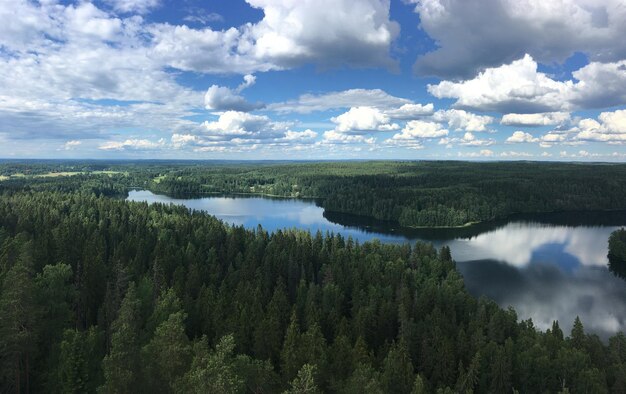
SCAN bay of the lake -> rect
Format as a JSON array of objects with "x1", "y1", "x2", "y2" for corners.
[{"x1": 128, "y1": 189, "x2": 626, "y2": 338}]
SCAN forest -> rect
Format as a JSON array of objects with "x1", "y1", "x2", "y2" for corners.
[
  {"x1": 3, "y1": 160, "x2": 626, "y2": 228},
  {"x1": 1, "y1": 163, "x2": 626, "y2": 393}
]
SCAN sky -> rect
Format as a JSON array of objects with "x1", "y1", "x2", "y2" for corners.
[{"x1": 1, "y1": 0, "x2": 626, "y2": 160}]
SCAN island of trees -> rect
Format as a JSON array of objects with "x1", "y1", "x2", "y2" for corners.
[
  {"x1": 1, "y1": 164, "x2": 626, "y2": 392},
  {"x1": 609, "y1": 228, "x2": 626, "y2": 280}
]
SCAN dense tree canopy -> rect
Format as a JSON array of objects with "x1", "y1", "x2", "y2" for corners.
[{"x1": 0, "y1": 181, "x2": 624, "y2": 392}]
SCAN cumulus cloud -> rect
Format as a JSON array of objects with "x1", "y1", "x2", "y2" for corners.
[
  {"x1": 151, "y1": 0, "x2": 400, "y2": 74},
  {"x1": 201, "y1": 111, "x2": 286, "y2": 139},
  {"x1": 506, "y1": 131, "x2": 540, "y2": 144},
  {"x1": 395, "y1": 120, "x2": 448, "y2": 139},
  {"x1": 322, "y1": 130, "x2": 375, "y2": 145},
  {"x1": 439, "y1": 132, "x2": 496, "y2": 147},
  {"x1": 171, "y1": 111, "x2": 319, "y2": 152},
  {"x1": 282, "y1": 129, "x2": 318, "y2": 141},
  {"x1": 428, "y1": 54, "x2": 626, "y2": 113},
  {"x1": 99, "y1": 138, "x2": 166, "y2": 151},
  {"x1": 384, "y1": 120, "x2": 447, "y2": 149},
  {"x1": 529, "y1": 109, "x2": 626, "y2": 147},
  {"x1": 428, "y1": 55, "x2": 571, "y2": 113},
  {"x1": 574, "y1": 109, "x2": 626, "y2": 143},
  {"x1": 409, "y1": 0, "x2": 626, "y2": 78},
  {"x1": 268, "y1": 89, "x2": 411, "y2": 114},
  {"x1": 62, "y1": 140, "x2": 82, "y2": 150},
  {"x1": 331, "y1": 107, "x2": 399, "y2": 133},
  {"x1": 0, "y1": 0, "x2": 400, "y2": 149},
  {"x1": 432, "y1": 109, "x2": 494, "y2": 132},
  {"x1": 204, "y1": 74, "x2": 265, "y2": 112},
  {"x1": 501, "y1": 112, "x2": 571, "y2": 127},
  {"x1": 384, "y1": 103, "x2": 435, "y2": 119}
]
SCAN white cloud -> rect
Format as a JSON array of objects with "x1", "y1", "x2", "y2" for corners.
[
  {"x1": 409, "y1": 0, "x2": 626, "y2": 78},
  {"x1": 151, "y1": 0, "x2": 400, "y2": 74},
  {"x1": 62, "y1": 140, "x2": 82, "y2": 150},
  {"x1": 384, "y1": 120, "x2": 447, "y2": 149},
  {"x1": 530, "y1": 109, "x2": 626, "y2": 147},
  {"x1": 500, "y1": 151, "x2": 534, "y2": 157},
  {"x1": 0, "y1": 0, "x2": 402, "y2": 150},
  {"x1": 282, "y1": 129, "x2": 318, "y2": 141},
  {"x1": 501, "y1": 112, "x2": 571, "y2": 127},
  {"x1": 268, "y1": 89, "x2": 411, "y2": 114},
  {"x1": 432, "y1": 109, "x2": 494, "y2": 132},
  {"x1": 202, "y1": 111, "x2": 286, "y2": 139},
  {"x1": 574, "y1": 109, "x2": 626, "y2": 142},
  {"x1": 506, "y1": 131, "x2": 540, "y2": 143},
  {"x1": 331, "y1": 107, "x2": 399, "y2": 133},
  {"x1": 428, "y1": 54, "x2": 571, "y2": 113},
  {"x1": 171, "y1": 133, "x2": 198, "y2": 148},
  {"x1": 459, "y1": 149, "x2": 495, "y2": 158},
  {"x1": 99, "y1": 138, "x2": 165, "y2": 151},
  {"x1": 394, "y1": 120, "x2": 448, "y2": 139},
  {"x1": 204, "y1": 74, "x2": 264, "y2": 112},
  {"x1": 171, "y1": 111, "x2": 319, "y2": 152},
  {"x1": 439, "y1": 132, "x2": 496, "y2": 147},
  {"x1": 105, "y1": 0, "x2": 161, "y2": 15},
  {"x1": 384, "y1": 103, "x2": 435, "y2": 119},
  {"x1": 322, "y1": 130, "x2": 375, "y2": 144},
  {"x1": 183, "y1": 11, "x2": 224, "y2": 25},
  {"x1": 245, "y1": 0, "x2": 399, "y2": 69},
  {"x1": 428, "y1": 54, "x2": 626, "y2": 113}
]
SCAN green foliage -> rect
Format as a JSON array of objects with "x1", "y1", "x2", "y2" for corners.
[
  {"x1": 0, "y1": 182, "x2": 625, "y2": 392},
  {"x1": 100, "y1": 283, "x2": 142, "y2": 393},
  {"x1": 284, "y1": 364, "x2": 321, "y2": 394},
  {"x1": 177, "y1": 334, "x2": 245, "y2": 394},
  {"x1": 609, "y1": 228, "x2": 626, "y2": 279},
  {"x1": 58, "y1": 327, "x2": 104, "y2": 394}
]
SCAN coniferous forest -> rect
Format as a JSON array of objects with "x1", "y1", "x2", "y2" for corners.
[{"x1": 1, "y1": 161, "x2": 626, "y2": 393}]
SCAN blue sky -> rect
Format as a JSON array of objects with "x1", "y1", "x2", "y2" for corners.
[{"x1": 1, "y1": 0, "x2": 626, "y2": 160}]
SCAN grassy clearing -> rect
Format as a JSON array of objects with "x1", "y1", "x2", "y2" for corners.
[
  {"x1": 153, "y1": 174, "x2": 167, "y2": 183},
  {"x1": 37, "y1": 172, "x2": 83, "y2": 178}
]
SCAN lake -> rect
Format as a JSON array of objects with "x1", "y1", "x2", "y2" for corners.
[{"x1": 128, "y1": 190, "x2": 626, "y2": 338}]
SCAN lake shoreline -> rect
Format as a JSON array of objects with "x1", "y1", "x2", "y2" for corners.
[{"x1": 133, "y1": 187, "x2": 626, "y2": 232}]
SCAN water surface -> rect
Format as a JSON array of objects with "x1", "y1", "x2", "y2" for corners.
[{"x1": 128, "y1": 190, "x2": 626, "y2": 338}]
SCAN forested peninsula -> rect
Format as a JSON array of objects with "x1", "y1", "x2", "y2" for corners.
[{"x1": 1, "y1": 161, "x2": 626, "y2": 392}]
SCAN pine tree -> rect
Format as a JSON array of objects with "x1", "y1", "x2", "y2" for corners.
[
  {"x1": 284, "y1": 364, "x2": 321, "y2": 394},
  {"x1": 281, "y1": 311, "x2": 304, "y2": 381},
  {"x1": 100, "y1": 282, "x2": 142, "y2": 393},
  {"x1": 382, "y1": 340, "x2": 415, "y2": 394},
  {"x1": 142, "y1": 311, "x2": 191, "y2": 392},
  {"x1": 0, "y1": 258, "x2": 40, "y2": 393},
  {"x1": 570, "y1": 316, "x2": 586, "y2": 350}
]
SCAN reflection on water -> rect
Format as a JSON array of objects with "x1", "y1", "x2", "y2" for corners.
[{"x1": 127, "y1": 190, "x2": 626, "y2": 338}]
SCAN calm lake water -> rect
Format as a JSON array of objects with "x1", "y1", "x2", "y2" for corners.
[{"x1": 128, "y1": 190, "x2": 626, "y2": 338}]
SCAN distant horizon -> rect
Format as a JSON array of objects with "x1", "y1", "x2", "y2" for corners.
[
  {"x1": 1, "y1": 158, "x2": 625, "y2": 165},
  {"x1": 1, "y1": 0, "x2": 625, "y2": 161}
]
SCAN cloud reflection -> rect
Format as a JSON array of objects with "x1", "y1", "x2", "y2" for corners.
[{"x1": 448, "y1": 223, "x2": 620, "y2": 267}]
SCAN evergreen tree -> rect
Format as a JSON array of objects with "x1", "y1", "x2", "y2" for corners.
[
  {"x1": 382, "y1": 340, "x2": 415, "y2": 394},
  {"x1": 100, "y1": 283, "x2": 142, "y2": 393},
  {"x1": 284, "y1": 364, "x2": 321, "y2": 394},
  {"x1": 0, "y1": 258, "x2": 40, "y2": 393}
]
